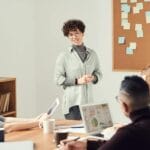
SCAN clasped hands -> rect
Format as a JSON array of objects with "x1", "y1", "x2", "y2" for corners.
[{"x1": 77, "y1": 74, "x2": 95, "y2": 85}]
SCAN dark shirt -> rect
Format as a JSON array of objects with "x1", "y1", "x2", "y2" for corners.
[{"x1": 95, "y1": 107, "x2": 150, "y2": 150}]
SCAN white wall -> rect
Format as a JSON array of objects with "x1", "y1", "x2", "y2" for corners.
[
  {"x1": 0, "y1": 0, "x2": 36, "y2": 117},
  {"x1": 0, "y1": 0, "x2": 139, "y2": 123}
]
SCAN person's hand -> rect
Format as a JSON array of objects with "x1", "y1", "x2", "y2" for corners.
[
  {"x1": 77, "y1": 75, "x2": 87, "y2": 84},
  {"x1": 77, "y1": 75, "x2": 95, "y2": 84},
  {"x1": 36, "y1": 113, "x2": 51, "y2": 128},
  {"x1": 85, "y1": 75, "x2": 95, "y2": 83},
  {"x1": 59, "y1": 141, "x2": 86, "y2": 150}
]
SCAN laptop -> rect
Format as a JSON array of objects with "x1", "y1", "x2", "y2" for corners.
[{"x1": 79, "y1": 103, "x2": 113, "y2": 137}]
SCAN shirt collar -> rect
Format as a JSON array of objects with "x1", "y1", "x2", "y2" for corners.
[
  {"x1": 68, "y1": 45, "x2": 90, "y2": 54},
  {"x1": 129, "y1": 106, "x2": 150, "y2": 123}
]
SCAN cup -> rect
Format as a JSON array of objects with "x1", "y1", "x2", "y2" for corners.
[
  {"x1": 43, "y1": 119, "x2": 55, "y2": 134},
  {"x1": 0, "y1": 128, "x2": 4, "y2": 142},
  {"x1": 54, "y1": 130, "x2": 69, "y2": 146}
]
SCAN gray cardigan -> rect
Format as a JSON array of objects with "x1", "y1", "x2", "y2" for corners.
[{"x1": 54, "y1": 46, "x2": 102, "y2": 114}]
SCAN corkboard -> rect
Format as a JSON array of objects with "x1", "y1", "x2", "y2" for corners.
[{"x1": 113, "y1": 0, "x2": 150, "y2": 71}]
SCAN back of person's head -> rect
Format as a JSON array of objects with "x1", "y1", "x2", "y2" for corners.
[
  {"x1": 62, "y1": 19, "x2": 85, "y2": 37},
  {"x1": 120, "y1": 75, "x2": 150, "y2": 111}
]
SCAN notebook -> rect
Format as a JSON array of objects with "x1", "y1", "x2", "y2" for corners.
[
  {"x1": 0, "y1": 141, "x2": 34, "y2": 150},
  {"x1": 79, "y1": 103, "x2": 113, "y2": 136}
]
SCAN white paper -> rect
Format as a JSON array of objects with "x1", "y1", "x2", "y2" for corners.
[
  {"x1": 126, "y1": 47, "x2": 134, "y2": 55},
  {"x1": 133, "y1": 7, "x2": 140, "y2": 14},
  {"x1": 144, "y1": 0, "x2": 150, "y2": 2},
  {"x1": 121, "y1": 0, "x2": 128, "y2": 3},
  {"x1": 0, "y1": 141, "x2": 33, "y2": 150},
  {"x1": 121, "y1": 19, "x2": 128, "y2": 26},
  {"x1": 123, "y1": 22, "x2": 131, "y2": 30},
  {"x1": 145, "y1": 11, "x2": 150, "y2": 23},
  {"x1": 121, "y1": 12, "x2": 128, "y2": 18},
  {"x1": 136, "y1": 30, "x2": 144, "y2": 38},
  {"x1": 130, "y1": 0, "x2": 137, "y2": 3},
  {"x1": 135, "y1": 24, "x2": 142, "y2": 31},
  {"x1": 129, "y1": 42, "x2": 137, "y2": 49},
  {"x1": 136, "y1": 3, "x2": 143, "y2": 10}
]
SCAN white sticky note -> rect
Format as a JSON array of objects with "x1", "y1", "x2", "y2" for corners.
[
  {"x1": 121, "y1": 12, "x2": 128, "y2": 18},
  {"x1": 126, "y1": 47, "x2": 134, "y2": 55},
  {"x1": 130, "y1": 0, "x2": 137, "y2": 3},
  {"x1": 118, "y1": 37, "x2": 126, "y2": 44},
  {"x1": 136, "y1": 30, "x2": 144, "y2": 38},
  {"x1": 123, "y1": 22, "x2": 131, "y2": 30},
  {"x1": 144, "y1": 0, "x2": 150, "y2": 2},
  {"x1": 136, "y1": 3, "x2": 143, "y2": 10},
  {"x1": 145, "y1": 11, "x2": 150, "y2": 23},
  {"x1": 133, "y1": 7, "x2": 140, "y2": 14},
  {"x1": 135, "y1": 24, "x2": 142, "y2": 31},
  {"x1": 121, "y1": 0, "x2": 128, "y2": 3},
  {"x1": 121, "y1": 4, "x2": 131, "y2": 13},
  {"x1": 121, "y1": 19, "x2": 128, "y2": 26},
  {"x1": 129, "y1": 42, "x2": 137, "y2": 49}
]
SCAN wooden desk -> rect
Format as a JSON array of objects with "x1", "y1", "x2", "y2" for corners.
[{"x1": 5, "y1": 120, "x2": 83, "y2": 150}]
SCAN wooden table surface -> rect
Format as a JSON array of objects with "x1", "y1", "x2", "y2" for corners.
[{"x1": 5, "y1": 120, "x2": 84, "y2": 150}]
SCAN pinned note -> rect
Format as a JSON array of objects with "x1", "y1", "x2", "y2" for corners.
[
  {"x1": 133, "y1": 7, "x2": 140, "y2": 14},
  {"x1": 121, "y1": 12, "x2": 128, "y2": 18},
  {"x1": 121, "y1": 0, "x2": 128, "y2": 3},
  {"x1": 145, "y1": 11, "x2": 150, "y2": 23},
  {"x1": 129, "y1": 42, "x2": 137, "y2": 49},
  {"x1": 135, "y1": 24, "x2": 142, "y2": 31},
  {"x1": 121, "y1": 4, "x2": 131, "y2": 13},
  {"x1": 130, "y1": 0, "x2": 137, "y2": 3},
  {"x1": 118, "y1": 37, "x2": 126, "y2": 44},
  {"x1": 136, "y1": 3, "x2": 143, "y2": 10},
  {"x1": 126, "y1": 47, "x2": 134, "y2": 55},
  {"x1": 123, "y1": 22, "x2": 131, "y2": 30},
  {"x1": 121, "y1": 19, "x2": 128, "y2": 26},
  {"x1": 136, "y1": 30, "x2": 144, "y2": 38}
]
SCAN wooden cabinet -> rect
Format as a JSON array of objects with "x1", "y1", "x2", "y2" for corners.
[{"x1": 0, "y1": 77, "x2": 16, "y2": 117}]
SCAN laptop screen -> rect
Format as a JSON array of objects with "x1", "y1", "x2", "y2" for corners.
[{"x1": 80, "y1": 103, "x2": 113, "y2": 135}]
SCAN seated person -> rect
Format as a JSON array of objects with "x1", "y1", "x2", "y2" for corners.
[
  {"x1": 60, "y1": 75, "x2": 150, "y2": 150},
  {"x1": 0, "y1": 113, "x2": 49, "y2": 133}
]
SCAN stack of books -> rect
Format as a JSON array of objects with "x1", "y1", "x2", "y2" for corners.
[{"x1": 0, "y1": 92, "x2": 10, "y2": 113}]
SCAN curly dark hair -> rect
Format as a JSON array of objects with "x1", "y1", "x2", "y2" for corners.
[{"x1": 62, "y1": 19, "x2": 86, "y2": 37}]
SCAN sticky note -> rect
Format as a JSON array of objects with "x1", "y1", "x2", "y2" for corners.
[
  {"x1": 126, "y1": 47, "x2": 134, "y2": 55},
  {"x1": 136, "y1": 30, "x2": 144, "y2": 38},
  {"x1": 135, "y1": 24, "x2": 142, "y2": 31},
  {"x1": 121, "y1": 0, "x2": 128, "y2": 3},
  {"x1": 121, "y1": 4, "x2": 131, "y2": 13},
  {"x1": 118, "y1": 37, "x2": 126, "y2": 44},
  {"x1": 145, "y1": 11, "x2": 150, "y2": 23},
  {"x1": 136, "y1": 3, "x2": 143, "y2": 10},
  {"x1": 130, "y1": 0, "x2": 137, "y2": 3},
  {"x1": 129, "y1": 42, "x2": 137, "y2": 49},
  {"x1": 121, "y1": 12, "x2": 128, "y2": 18},
  {"x1": 121, "y1": 19, "x2": 128, "y2": 26},
  {"x1": 144, "y1": 0, "x2": 150, "y2": 2},
  {"x1": 133, "y1": 7, "x2": 140, "y2": 14},
  {"x1": 123, "y1": 22, "x2": 131, "y2": 30}
]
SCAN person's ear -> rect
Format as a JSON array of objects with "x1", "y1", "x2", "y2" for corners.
[{"x1": 122, "y1": 101, "x2": 130, "y2": 116}]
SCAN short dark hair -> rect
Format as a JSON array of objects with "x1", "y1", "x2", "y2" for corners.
[
  {"x1": 62, "y1": 19, "x2": 85, "y2": 37},
  {"x1": 120, "y1": 75, "x2": 150, "y2": 110}
]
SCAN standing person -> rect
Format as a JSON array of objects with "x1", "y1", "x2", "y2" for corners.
[{"x1": 54, "y1": 19, "x2": 102, "y2": 120}]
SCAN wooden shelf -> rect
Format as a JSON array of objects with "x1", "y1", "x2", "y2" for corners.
[{"x1": 0, "y1": 77, "x2": 16, "y2": 117}]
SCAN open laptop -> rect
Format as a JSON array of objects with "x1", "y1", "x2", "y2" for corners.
[{"x1": 79, "y1": 103, "x2": 113, "y2": 137}]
